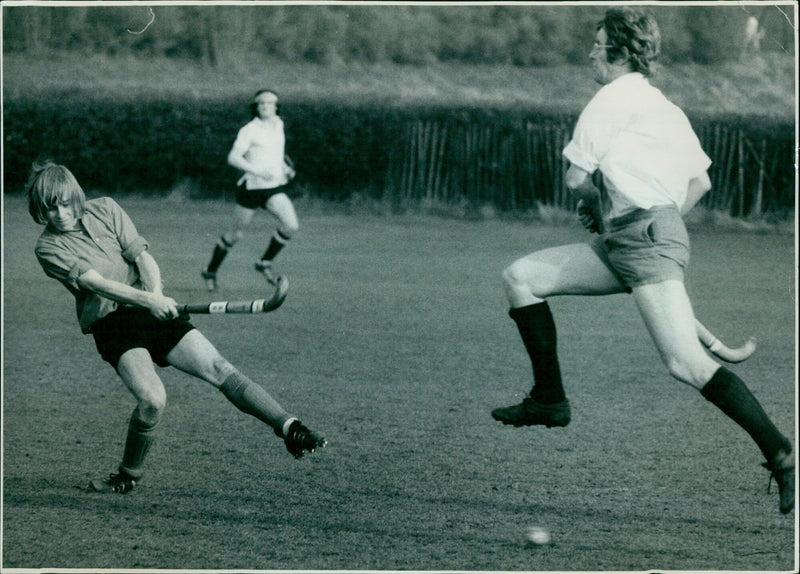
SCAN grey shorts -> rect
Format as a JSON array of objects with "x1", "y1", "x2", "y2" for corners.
[{"x1": 590, "y1": 205, "x2": 690, "y2": 291}]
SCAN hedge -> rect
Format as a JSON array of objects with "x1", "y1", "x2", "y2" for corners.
[{"x1": 3, "y1": 92, "x2": 795, "y2": 218}]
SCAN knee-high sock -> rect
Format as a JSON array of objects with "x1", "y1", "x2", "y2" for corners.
[
  {"x1": 207, "y1": 236, "x2": 234, "y2": 274},
  {"x1": 119, "y1": 410, "x2": 158, "y2": 480},
  {"x1": 701, "y1": 367, "x2": 791, "y2": 461},
  {"x1": 509, "y1": 301, "x2": 566, "y2": 404},
  {"x1": 220, "y1": 371, "x2": 291, "y2": 434},
  {"x1": 260, "y1": 229, "x2": 291, "y2": 262}
]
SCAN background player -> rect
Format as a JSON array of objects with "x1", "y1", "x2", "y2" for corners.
[
  {"x1": 490, "y1": 7, "x2": 794, "y2": 515},
  {"x1": 28, "y1": 160, "x2": 325, "y2": 494},
  {"x1": 202, "y1": 88, "x2": 298, "y2": 292}
]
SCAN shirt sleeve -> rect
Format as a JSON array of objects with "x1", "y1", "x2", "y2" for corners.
[
  {"x1": 230, "y1": 124, "x2": 252, "y2": 156},
  {"x1": 35, "y1": 240, "x2": 83, "y2": 291},
  {"x1": 562, "y1": 86, "x2": 628, "y2": 174},
  {"x1": 105, "y1": 198, "x2": 149, "y2": 261}
]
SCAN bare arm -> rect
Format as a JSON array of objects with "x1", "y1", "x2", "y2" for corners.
[
  {"x1": 76, "y1": 251, "x2": 178, "y2": 320},
  {"x1": 135, "y1": 250, "x2": 164, "y2": 295},
  {"x1": 681, "y1": 171, "x2": 712, "y2": 216}
]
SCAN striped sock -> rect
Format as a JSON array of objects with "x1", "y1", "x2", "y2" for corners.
[
  {"x1": 207, "y1": 236, "x2": 234, "y2": 274},
  {"x1": 260, "y1": 230, "x2": 291, "y2": 262}
]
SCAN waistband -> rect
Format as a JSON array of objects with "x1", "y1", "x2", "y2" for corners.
[{"x1": 608, "y1": 205, "x2": 680, "y2": 232}]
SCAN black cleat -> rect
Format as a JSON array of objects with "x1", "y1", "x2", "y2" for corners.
[
  {"x1": 88, "y1": 472, "x2": 136, "y2": 494},
  {"x1": 254, "y1": 260, "x2": 283, "y2": 287},
  {"x1": 283, "y1": 420, "x2": 327, "y2": 459},
  {"x1": 763, "y1": 450, "x2": 795, "y2": 514},
  {"x1": 491, "y1": 397, "x2": 571, "y2": 428}
]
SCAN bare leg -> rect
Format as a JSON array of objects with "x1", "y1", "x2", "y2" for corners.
[
  {"x1": 204, "y1": 205, "x2": 257, "y2": 286},
  {"x1": 258, "y1": 193, "x2": 298, "y2": 268},
  {"x1": 493, "y1": 243, "x2": 626, "y2": 426},
  {"x1": 634, "y1": 280, "x2": 793, "y2": 513},
  {"x1": 165, "y1": 329, "x2": 290, "y2": 430},
  {"x1": 94, "y1": 349, "x2": 166, "y2": 487},
  {"x1": 166, "y1": 329, "x2": 326, "y2": 457},
  {"x1": 633, "y1": 280, "x2": 719, "y2": 389},
  {"x1": 503, "y1": 243, "x2": 625, "y2": 306}
]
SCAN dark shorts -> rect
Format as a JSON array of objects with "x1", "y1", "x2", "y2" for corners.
[
  {"x1": 235, "y1": 181, "x2": 295, "y2": 210},
  {"x1": 590, "y1": 205, "x2": 690, "y2": 291},
  {"x1": 91, "y1": 307, "x2": 195, "y2": 369}
]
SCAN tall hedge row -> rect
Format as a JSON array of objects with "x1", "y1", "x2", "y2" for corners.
[{"x1": 3, "y1": 93, "x2": 795, "y2": 217}]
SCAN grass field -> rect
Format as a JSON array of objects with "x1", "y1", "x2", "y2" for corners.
[{"x1": 1, "y1": 194, "x2": 797, "y2": 571}]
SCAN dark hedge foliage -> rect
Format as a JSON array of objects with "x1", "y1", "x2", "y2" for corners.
[{"x1": 3, "y1": 93, "x2": 794, "y2": 217}]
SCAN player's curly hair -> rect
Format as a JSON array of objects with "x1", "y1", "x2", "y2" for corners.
[
  {"x1": 599, "y1": 7, "x2": 661, "y2": 77},
  {"x1": 250, "y1": 89, "x2": 279, "y2": 118},
  {"x1": 26, "y1": 159, "x2": 86, "y2": 225}
]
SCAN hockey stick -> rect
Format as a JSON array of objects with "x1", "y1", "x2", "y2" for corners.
[
  {"x1": 179, "y1": 278, "x2": 288, "y2": 315},
  {"x1": 696, "y1": 319, "x2": 756, "y2": 363}
]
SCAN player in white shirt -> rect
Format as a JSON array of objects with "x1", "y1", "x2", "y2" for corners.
[
  {"x1": 202, "y1": 89, "x2": 297, "y2": 292},
  {"x1": 491, "y1": 7, "x2": 793, "y2": 514}
]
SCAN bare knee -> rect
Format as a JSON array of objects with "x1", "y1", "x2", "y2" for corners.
[
  {"x1": 503, "y1": 259, "x2": 549, "y2": 303},
  {"x1": 223, "y1": 230, "x2": 244, "y2": 246},
  {"x1": 502, "y1": 261, "x2": 528, "y2": 290},
  {"x1": 663, "y1": 356, "x2": 718, "y2": 389},
  {"x1": 136, "y1": 386, "x2": 167, "y2": 423},
  {"x1": 209, "y1": 354, "x2": 237, "y2": 386},
  {"x1": 279, "y1": 219, "x2": 299, "y2": 237}
]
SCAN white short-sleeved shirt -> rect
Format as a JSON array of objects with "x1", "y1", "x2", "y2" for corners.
[
  {"x1": 563, "y1": 73, "x2": 711, "y2": 219},
  {"x1": 232, "y1": 117, "x2": 288, "y2": 190}
]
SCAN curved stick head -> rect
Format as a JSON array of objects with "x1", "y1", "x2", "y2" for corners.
[
  {"x1": 712, "y1": 336, "x2": 757, "y2": 364},
  {"x1": 262, "y1": 276, "x2": 289, "y2": 312}
]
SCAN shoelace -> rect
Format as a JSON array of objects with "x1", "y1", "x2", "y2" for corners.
[{"x1": 762, "y1": 462, "x2": 792, "y2": 495}]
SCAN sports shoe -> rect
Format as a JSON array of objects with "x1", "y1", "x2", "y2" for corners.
[
  {"x1": 762, "y1": 450, "x2": 795, "y2": 514},
  {"x1": 201, "y1": 267, "x2": 218, "y2": 292},
  {"x1": 283, "y1": 420, "x2": 327, "y2": 459},
  {"x1": 88, "y1": 472, "x2": 136, "y2": 494},
  {"x1": 254, "y1": 260, "x2": 282, "y2": 287},
  {"x1": 491, "y1": 397, "x2": 571, "y2": 428}
]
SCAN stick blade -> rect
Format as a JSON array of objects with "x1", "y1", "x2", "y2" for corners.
[{"x1": 261, "y1": 275, "x2": 289, "y2": 312}]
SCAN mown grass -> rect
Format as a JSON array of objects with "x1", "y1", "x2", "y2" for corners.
[
  {"x1": 2, "y1": 195, "x2": 795, "y2": 571},
  {"x1": 3, "y1": 52, "x2": 795, "y2": 119}
]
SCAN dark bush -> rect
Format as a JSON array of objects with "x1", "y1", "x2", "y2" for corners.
[{"x1": 3, "y1": 93, "x2": 794, "y2": 218}]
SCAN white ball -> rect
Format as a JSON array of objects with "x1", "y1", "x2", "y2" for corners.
[{"x1": 526, "y1": 526, "x2": 551, "y2": 545}]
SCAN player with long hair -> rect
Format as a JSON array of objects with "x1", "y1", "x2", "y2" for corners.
[
  {"x1": 202, "y1": 88, "x2": 298, "y2": 292},
  {"x1": 27, "y1": 160, "x2": 325, "y2": 494},
  {"x1": 491, "y1": 7, "x2": 794, "y2": 514}
]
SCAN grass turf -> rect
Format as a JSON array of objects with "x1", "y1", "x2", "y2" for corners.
[{"x1": 2, "y1": 194, "x2": 796, "y2": 571}]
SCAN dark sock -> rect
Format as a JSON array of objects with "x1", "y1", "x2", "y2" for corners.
[
  {"x1": 207, "y1": 237, "x2": 233, "y2": 273},
  {"x1": 701, "y1": 367, "x2": 791, "y2": 461},
  {"x1": 220, "y1": 371, "x2": 290, "y2": 432},
  {"x1": 260, "y1": 230, "x2": 290, "y2": 262},
  {"x1": 119, "y1": 411, "x2": 158, "y2": 480},
  {"x1": 509, "y1": 301, "x2": 566, "y2": 404}
]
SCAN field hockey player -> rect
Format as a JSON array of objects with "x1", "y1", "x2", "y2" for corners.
[
  {"x1": 202, "y1": 88, "x2": 298, "y2": 292},
  {"x1": 27, "y1": 160, "x2": 326, "y2": 494},
  {"x1": 491, "y1": 7, "x2": 794, "y2": 515}
]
